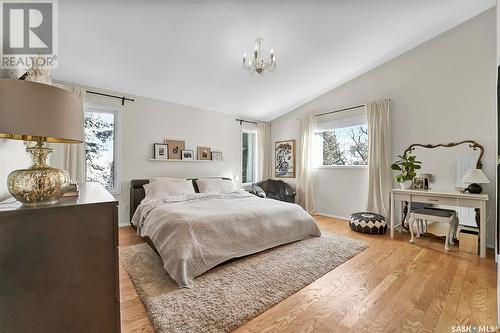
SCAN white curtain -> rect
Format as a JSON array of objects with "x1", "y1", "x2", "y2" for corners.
[
  {"x1": 366, "y1": 99, "x2": 391, "y2": 217},
  {"x1": 51, "y1": 85, "x2": 86, "y2": 183},
  {"x1": 62, "y1": 87, "x2": 86, "y2": 183},
  {"x1": 256, "y1": 122, "x2": 270, "y2": 181},
  {"x1": 296, "y1": 115, "x2": 317, "y2": 213}
]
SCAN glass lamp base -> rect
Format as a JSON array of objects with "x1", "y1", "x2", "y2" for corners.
[{"x1": 7, "y1": 144, "x2": 70, "y2": 205}]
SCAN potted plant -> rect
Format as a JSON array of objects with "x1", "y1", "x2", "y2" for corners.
[{"x1": 391, "y1": 152, "x2": 422, "y2": 189}]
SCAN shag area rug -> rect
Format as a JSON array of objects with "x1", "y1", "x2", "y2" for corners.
[{"x1": 119, "y1": 233, "x2": 368, "y2": 333}]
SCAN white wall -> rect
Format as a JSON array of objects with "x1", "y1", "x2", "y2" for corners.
[
  {"x1": 76, "y1": 92, "x2": 242, "y2": 226},
  {"x1": 271, "y1": 9, "x2": 497, "y2": 247},
  {"x1": 0, "y1": 81, "x2": 245, "y2": 225},
  {"x1": 497, "y1": 1, "x2": 500, "y2": 64},
  {"x1": 0, "y1": 140, "x2": 31, "y2": 201},
  {"x1": 313, "y1": 166, "x2": 368, "y2": 220}
]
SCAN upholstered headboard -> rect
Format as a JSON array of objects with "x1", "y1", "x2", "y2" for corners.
[
  {"x1": 129, "y1": 177, "x2": 231, "y2": 224},
  {"x1": 130, "y1": 179, "x2": 150, "y2": 223}
]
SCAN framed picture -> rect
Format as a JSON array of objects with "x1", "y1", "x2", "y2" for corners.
[
  {"x1": 275, "y1": 140, "x2": 296, "y2": 178},
  {"x1": 181, "y1": 150, "x2": 194, "y2": 160},
  {"x1": 413, "y1": 177, "x2": 428, "y2": 190},
  {"x1": 211, "y1": 151, "x2": 223, "y2": 161},
  {"x1": 154, "y1": 143, "x2": 168, "y2": 160},
  {"x1": 165, "y1": 140, "x2": 185, "y2": 160},
  {"x1": 197, "y1": 146, "x2": 212, "y2": 160}
]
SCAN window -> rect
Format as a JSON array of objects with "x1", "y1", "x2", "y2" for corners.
[
  {"x1": 242, "y1": 130, "x2": 256, "y2": 183},
  {"x1": 84, "y1": 105, "x2": 120, "y2": 193},
  {"x1": 316, "y1": 123, "x2": 368, "y2": 166}
]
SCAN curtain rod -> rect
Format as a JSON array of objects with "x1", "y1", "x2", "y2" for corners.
[
  {"x1": 315, "y1": 104, "x2": 365, "y2": 118},
  {"x1": 86, "y1": 90, "x2": 135, "y2": 105},
  {"x1": 314, "y1": 99, "x2": 391, "y2": 118},
  {"x1": 235, "y1": 118, "x2": 258, "y2": 125}
]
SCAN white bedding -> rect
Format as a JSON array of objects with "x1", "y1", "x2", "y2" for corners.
[{"x1": 131, "y1": 191, "x2": 321, "y2": 287}]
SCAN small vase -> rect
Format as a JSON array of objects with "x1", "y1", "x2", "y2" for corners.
[{"x1": 399, "y1": 180, "x2": 413, "y2": 189}]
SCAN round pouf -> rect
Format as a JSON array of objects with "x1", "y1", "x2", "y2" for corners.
[{"x1": 349, "y1": 212, "x2": 387, "y2": 235}]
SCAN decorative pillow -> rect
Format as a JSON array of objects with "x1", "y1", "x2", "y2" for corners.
[
  {"x1": 243, "y1": 184, "x2": 266, "y2": 198},
  {"x1": 144, "y1": 179, "x2": 195, "y2": 199},
  {"x1": 196, "y1": 179, "x2": 234, "y2": 194}
]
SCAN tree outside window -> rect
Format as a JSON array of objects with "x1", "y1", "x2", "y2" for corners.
[
  {"x1": 84, "y1": 107, "x2": 119, "y2": 191},
  {"x1": 319, "y1": 124, "x2": 368, "y2": 166}
]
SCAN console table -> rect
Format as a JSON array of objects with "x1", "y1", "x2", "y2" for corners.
[{"x1": 390, "y1": 188, "x2": 488, "y2": 258}]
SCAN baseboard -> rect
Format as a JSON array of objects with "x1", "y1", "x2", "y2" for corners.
[{"x1": 315, "y1": 212, "x2": 349, "y2": 221}]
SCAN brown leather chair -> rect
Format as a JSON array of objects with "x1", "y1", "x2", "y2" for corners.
[{"x1": 256, "y1": 179, "x2": 296, "y2": 203}]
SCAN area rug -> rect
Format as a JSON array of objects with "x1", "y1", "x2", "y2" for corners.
[{"x1": 119, "y1": 233, "x2": 368, "y2": 333}]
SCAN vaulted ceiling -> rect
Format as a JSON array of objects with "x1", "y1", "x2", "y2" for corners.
[{"x1": 54, "y1": 0, "x2": 495, "y2": 121}]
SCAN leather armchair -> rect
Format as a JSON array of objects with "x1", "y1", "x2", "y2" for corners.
[{"x1": 256, "y1": 179, "x2": 296, "y2": 203}]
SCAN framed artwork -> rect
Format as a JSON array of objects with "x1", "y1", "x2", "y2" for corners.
[
  {"x1": 211, "y1": 151, "x2": 223, "y2": 161},
  {"x1": 154, "y1": 143, "x2": 168, "y2": 160},
  {"x1": 181, "y1": 150, "x2": 194, "y2": 160},
  {"x1": 165, "y1": 140, "x2": 185, "y2": 160},
  {"x1": 413, "y1": 177, "x2": 428, "y2": 190},
  {"x1": 275, "y1": 140, "x2": 296, "y2": 178},
  {"x1": 197, "y1": 146, "x2": 212, "y2": 160}
]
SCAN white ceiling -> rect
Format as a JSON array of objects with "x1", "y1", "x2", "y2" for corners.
[{"x1": 54, "y1": 0, "x2": 495, "y2": 122}]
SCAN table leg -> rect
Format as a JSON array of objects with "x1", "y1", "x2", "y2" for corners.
[
  {"x1": 405, "y1": 200, "x2": 412, "y2": 232},
  {"x1": 390, "y1": 193, "x2": 395, "y2": 238},
  {"x1": 480, "y1": 201, "x2": 486, "y2": 258}
]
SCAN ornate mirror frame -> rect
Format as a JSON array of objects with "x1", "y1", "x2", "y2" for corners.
[
  {"x1": 403, "y1": 140, "x2": 484, "y2": 170},
  {"x1": 400, "y1": 140, "x2": 484, "y2": 231}
]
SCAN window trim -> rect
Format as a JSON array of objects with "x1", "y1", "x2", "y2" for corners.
[
  {"x1": 84, "y1": 103, "x2": 122, "y2": 195},
  {"x1": 315, "y1": 164, "x2": 368, "y2": 169},
  {"x1": 241, "y1": 129, "x2": 257, "y2": 185}
]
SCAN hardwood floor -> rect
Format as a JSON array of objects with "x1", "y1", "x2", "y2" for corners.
[{"x1": 119, "y1": 216, "x2": 497, "y2": 332}]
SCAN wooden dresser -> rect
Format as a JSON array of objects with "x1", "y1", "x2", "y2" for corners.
[{"x1": 0, "y1": 183, "x2": 120, "y2": 333}]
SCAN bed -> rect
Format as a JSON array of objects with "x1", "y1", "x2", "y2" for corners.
[{"x1": 130, "y1": 178, "x2": 321, "y2": 288}]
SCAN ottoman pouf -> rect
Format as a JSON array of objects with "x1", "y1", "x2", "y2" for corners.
[{"x1": 349, "y1": 212, "x2": 387, "y2": 235}]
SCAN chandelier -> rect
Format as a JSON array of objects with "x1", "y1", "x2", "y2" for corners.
[{"x1": 242, "y1": 37, "x2": 276, "y2": 75}]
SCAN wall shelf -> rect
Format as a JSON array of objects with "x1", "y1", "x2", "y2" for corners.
[{"x1": 149, "y1": 159, "x2": 223, "y2": 163}]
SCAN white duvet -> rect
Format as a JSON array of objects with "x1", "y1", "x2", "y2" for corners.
[{"x1": 131, "y1": 191, "x2": 321, "y2": 287}]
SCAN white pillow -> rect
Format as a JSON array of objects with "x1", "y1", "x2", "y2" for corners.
[
  {"x1": 196, "y1": 179, "x2": 234, "y2": 194},
  {"x1": 144, "y1": 179, "x2": 195, "y2": 199}
]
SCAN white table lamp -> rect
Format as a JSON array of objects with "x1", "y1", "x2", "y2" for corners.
[{"x1": 462, "y1": 168, "x2": 490, "y2": 194}]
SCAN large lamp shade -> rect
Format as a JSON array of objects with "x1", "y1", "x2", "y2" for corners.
[
  {"x1": 462, "y1": 168, "x2": 489, "y2": 194},
  {"x1": 462, "y1": 169, "x2": 490, "y2": 184},
  {"x1": 0, "y1": 79, "x2": 83, "y2": 143}
]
